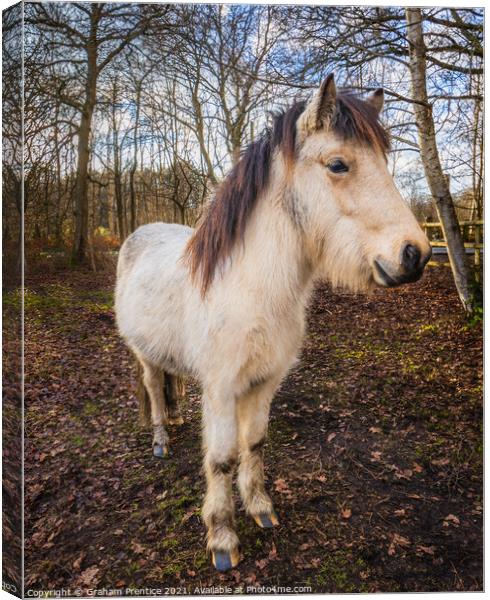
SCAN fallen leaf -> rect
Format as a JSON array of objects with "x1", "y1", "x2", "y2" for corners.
[
  {"x1": 395, "y1": 468, "x2": 413, "y2": 480},
  {"x1": 130, "y1": 541, "x2": 146, "y2": 554},
  {"x1": 72, "y1": 553, "x2": 85, "y2": 570},
  {"x1": 181, "y1": 508, "x2": 197, "y2": 523},
  {"x1": 341, "y1": 507, "x2": 352, "y2": 519},
  {"x1": 299, "y1": 542, "x2": 313, "y2": 551},
  {"x1": 268, "y1": 542, "x2": 278, "y2": 560},
  {"x1": 431, "y1": 457, "x2": 450, "y2": 466},
  {"x1": 274, "y1": 479, "x2": 291, "y2": 494},
  {"x1": 394, "y1": 533, "x2": 410, "y2": 546},
  {"x1": 78, "y1": 566, "x2": 100, "y2": 587},
  {"x1": 388, "y1": 533, "x2": 410, "y2": 555},
  {"x1": 443, "y1": 514, "x2": 460, "y2": 526},
  {"x1": 245, "y1": 572, "x2": 257, "y2": 585}
]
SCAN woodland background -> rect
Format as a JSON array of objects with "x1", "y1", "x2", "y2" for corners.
[
  {"x1": 2, "y1": 4, "x2": 483, "y2": 293},
  {"x1": 2, "y1": 2, "x2": 484, "y2": 595}
]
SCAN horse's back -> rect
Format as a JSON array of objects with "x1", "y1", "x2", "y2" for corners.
[
  {"x1": 115, "y1": 222, "x2": 197, "y2": 371},
  {"x1": 117, "y1": 222, "x2": 193, "y2": 280}
]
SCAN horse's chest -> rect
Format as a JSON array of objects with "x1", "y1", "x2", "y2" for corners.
[{"x1": 242, "y1": 317, "x2": 304, "y2": 375}]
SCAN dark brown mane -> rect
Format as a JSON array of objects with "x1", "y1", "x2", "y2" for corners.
[
  {"x1": 333, "y1": 93, "x2": 390, "y2": 155},
  {"x1": 186, "y1": 91, "x2": 390, "y2": 294}
]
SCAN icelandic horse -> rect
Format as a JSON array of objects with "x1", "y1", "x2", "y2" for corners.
[{"x1": 115, "y1": 74, "x2": 431, "y2": 571}]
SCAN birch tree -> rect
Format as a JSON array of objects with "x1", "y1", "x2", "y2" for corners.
[{"x1": 405, "y1": 8, "x2": 473, "y2": 312}]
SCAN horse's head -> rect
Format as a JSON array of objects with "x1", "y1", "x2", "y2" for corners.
[{"x1": 288, "y1": 74, "x2": 431, "y2": 292}]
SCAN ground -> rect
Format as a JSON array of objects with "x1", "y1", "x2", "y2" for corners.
[{"x1": 15, "y1": 264, "x2": 482, "y2": 594}]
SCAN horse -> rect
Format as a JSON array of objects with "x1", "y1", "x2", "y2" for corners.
[{"x1": 114, "y1": 74, "x2": 432, "y2": 572}]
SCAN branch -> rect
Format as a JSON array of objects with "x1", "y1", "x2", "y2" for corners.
[
  {"x1": 427, "y1": 55, "x2": 483, "y2": 75},
  {"x1": 97, "y1": 19, "x2": 152, "y2": 73}
]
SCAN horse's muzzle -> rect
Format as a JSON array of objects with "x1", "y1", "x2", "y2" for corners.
[{"x1": 374, "y1": 244, "x2": 432, "y2": 287}]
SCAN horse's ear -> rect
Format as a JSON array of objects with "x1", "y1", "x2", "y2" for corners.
[
  {"x1": 367, "y1": 88, "x2": 384, "y2": 115},
  {"x1": 297, "y1": 73, "x2": 337, "y2": 137}
]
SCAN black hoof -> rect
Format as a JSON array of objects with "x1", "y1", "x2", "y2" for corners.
[
  {"x1": 212, "y1": 549, "x2": 240, "y2": 571},
  {"x1": 253, "y1": 511, "x2": 279, "y2": 528},
  {"x1": 153, "y1": 444, "x2": 170, "y2": 458}
]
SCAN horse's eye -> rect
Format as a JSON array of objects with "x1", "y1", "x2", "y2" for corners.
[{"x1": 327, "y1": 160, "x2": 349, "y2": 174}]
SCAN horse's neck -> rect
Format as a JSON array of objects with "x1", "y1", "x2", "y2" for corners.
[{"x1": 238, "y1": 179, "x2": 315, "y2": 312}]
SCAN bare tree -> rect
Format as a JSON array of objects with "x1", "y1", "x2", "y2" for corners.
[
  {"x1": 406, "y1": 8, "x2": 473, "y2": 312},
  {"x1": 13, "y1": 2, "x2": 483, "y2": 317},
  {"x1": 28, "y1": 2, "x2": 163, "y2": 263}
]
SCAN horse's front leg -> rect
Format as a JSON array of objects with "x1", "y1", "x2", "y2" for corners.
[
  {"x1": 140, "y1": 360, "x2": 170, "y2": 458},
  {"x1": 237, "y1": 379, "x2": 279, "y2": 528},
  {"x1": 202, "y1": 388, "x2": 240, "y2": 571}
]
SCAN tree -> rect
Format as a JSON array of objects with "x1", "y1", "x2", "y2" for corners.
[
  {"x1": 405, "y1": 8, "x2": 473, "y2": 312},
  {"x1": 29, "y1": 2, "x2": 162, "y2": 263},
  {"x1": 14, "y1": 2, "x2": 483, "y2": 316}
]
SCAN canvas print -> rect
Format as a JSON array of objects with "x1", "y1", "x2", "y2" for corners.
[{"x1": 2, "y1": 2, "x2": 483, "y2": 596}]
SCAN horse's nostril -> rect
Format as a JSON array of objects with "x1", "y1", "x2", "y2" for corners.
[{"x1": 402, "y1": 243, "x2": 421, "y2": 273}]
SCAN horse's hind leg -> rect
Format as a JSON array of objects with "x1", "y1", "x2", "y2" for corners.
[
  {"x1": 201, "y1": 387, "x2": 240, "y2": 571},
  {"x1": 237, "y1": 380, "x2": 279, "y2": 528},
  {"x1": 140, "y1": 359, "x2": 170, "y2": 458},
  {"x1": 164, "y1": 373, "x2": 185, "y2": 426}
]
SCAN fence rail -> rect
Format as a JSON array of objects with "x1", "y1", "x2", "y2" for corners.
[{"x1": 422, "y1": 220, "x2": 483, "y2": 279}]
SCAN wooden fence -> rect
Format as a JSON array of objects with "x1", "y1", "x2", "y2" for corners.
[{"x1": 422, "y1": 220, "x2": 483, "y2": 280}]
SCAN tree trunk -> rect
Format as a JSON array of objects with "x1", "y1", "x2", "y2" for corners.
[
  {"x1": 54, "y1": 98, "x2": 63, "y2": 246},
  {"x1": 14, "y1": 177, "x2": 23, "y2": 277},
  {"x1": 72, "y1": 48, "x2": 97, "y2": 264},
  {"x1": 114, "y1": 169, "x2": 125, "y2": 240},
  {"x1": 179, "y1": 205, "x2": 186, "y2": 226},
  {"x1": 111, "y1": 90, "x2": 126, "y2": 241},
  {"x1": 405, "y1": 8, "x2": 473, "y2": 313},
  {"x1": 129, "y1": 83, "x2": 142, "y2": 234},
  {"x1": 99, "y1": 185, "x2": 109, "y2": 229}
]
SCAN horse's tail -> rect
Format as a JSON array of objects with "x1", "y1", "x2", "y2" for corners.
[{"x1": 136, "y1": 360, "x2": 152, "y2": 426}]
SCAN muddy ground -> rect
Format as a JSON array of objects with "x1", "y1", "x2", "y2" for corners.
[{"x1": 17, "y1": 264, "x2": 482, "y2": 594}]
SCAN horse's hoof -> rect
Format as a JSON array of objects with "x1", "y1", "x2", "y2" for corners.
[
  {"x1": 211, "y1": 548, "x2": 241, "y2": 572},
  {"x1": 252, "y1": 511, "x2": 279, "y2": 528},
  {"x1": 153, "y1": 443, "x2": 170, "y2": 458},
  {"x1": 168, "y1": 415, "x2": 184, "y2": 426}
]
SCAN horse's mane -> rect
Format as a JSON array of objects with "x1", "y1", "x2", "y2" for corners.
[{"x1": 186, "y1": 91, "x2": 390, "y2": 294}]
